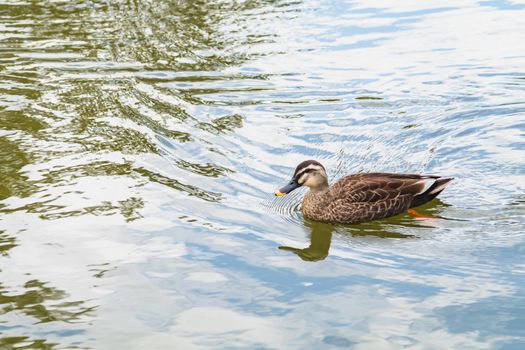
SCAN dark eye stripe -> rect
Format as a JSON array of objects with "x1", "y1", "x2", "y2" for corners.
[{"x1": 295, "y1": 168, "x2": 315, "y2": 178}]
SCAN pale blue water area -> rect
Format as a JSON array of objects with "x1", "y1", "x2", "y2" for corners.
[{"x1": 0, "y1": 0, "x2": 524, "y2": 349}]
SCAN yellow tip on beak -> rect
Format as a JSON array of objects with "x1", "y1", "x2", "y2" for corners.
[{"x1": 274, "y1": 190, "x2": 285, "y2": 197}]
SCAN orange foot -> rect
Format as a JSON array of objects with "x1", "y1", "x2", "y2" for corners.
[{"x1": 407, "y1": 209, "x2": 435, "y2": 219}]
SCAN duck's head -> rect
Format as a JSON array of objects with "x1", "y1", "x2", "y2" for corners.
[{"x1": 274, "y1": 160, "x2": 329, "y2": 196}]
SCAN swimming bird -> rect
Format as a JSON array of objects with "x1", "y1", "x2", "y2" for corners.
[{"x1": 274, "y1": 160, "x2": 453, "y2": 224}]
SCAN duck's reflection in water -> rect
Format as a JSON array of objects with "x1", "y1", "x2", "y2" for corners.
[
  {"x1": 279, "y1": 222, "x2": 335, "y2": 262},
  {"x1": 279, "y1": 200, "x2": 450, "y2": 261}
]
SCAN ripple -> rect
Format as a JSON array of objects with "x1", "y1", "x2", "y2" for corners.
[{"x1": 263, "y1": 189, "x2": 304, "y2": 227}]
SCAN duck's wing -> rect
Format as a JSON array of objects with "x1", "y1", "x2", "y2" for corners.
[
  {"x1": 319, "y1": 173, "x2": 452, "y2": 223},
  {"x1": 330, "y1": 173, "x2": 453, "y2": 206}
]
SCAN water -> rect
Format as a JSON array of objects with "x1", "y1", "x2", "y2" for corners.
[{"x1": 1, "y1": 0, "x2": 524, "y2": 348}]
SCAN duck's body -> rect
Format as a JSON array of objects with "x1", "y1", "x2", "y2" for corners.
[
  {"x1": 275, "y1": 161, "x2": 453, "y2": 224},
  {"x1": 301, "y1": 172, "x2": 453, "y2": 224}
]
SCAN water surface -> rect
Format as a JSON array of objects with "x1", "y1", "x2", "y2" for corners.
[{"x1": 1, "y1": 0, "x2": 525, "y2": 349}]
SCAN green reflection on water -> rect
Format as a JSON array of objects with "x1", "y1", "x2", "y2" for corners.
[
  {"x1": 0, "y1": 336, "x2": 58, "y2": 350},
  {"x1": 0, "y1": 230, "x2": 17, "y2": 256},
  {"x1": 0, "y1": 280, "x2": 95, "y2": 324},
  {"x1": 279, "y1": 221, "x2": 334, "y2": 261},
  {"x1": 0, "y1": 137, "x2": 33, "y2": 201}
]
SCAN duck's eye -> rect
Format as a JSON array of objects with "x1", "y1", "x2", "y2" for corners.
[
  {"x1": 299, "y1": 169, "x2": 314, "y2": 176},
  {"x1": 297, "y1": 170, "x2": 313, "y2": 184}
]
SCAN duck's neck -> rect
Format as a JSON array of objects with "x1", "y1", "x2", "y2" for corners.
[
  {"x1": 307, "y1": 181, "x2": 329, "y2": 194},
  {"x1": 302, "y1": 184, "x2": 330, "y2": 220}
]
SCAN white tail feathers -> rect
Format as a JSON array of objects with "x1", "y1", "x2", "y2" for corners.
[
  {"x1": 429, "y1": 178, "x2": 454, "y2": 194},
  {"x1": 416, "y1": 179, "x2": 437, "y2": 195}
]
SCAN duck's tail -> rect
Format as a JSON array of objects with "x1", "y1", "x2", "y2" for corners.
[{"x1": 411, "y1": 177, "x2": 454, "y2": 208}]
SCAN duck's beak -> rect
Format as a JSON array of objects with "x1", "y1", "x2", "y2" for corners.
[{"x1": 274, "y1": 179, "x2": 301, "y2": 196}]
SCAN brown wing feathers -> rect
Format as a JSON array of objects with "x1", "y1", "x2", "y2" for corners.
[
  {"x1": 332, "y1": 174, "x2": 439, "y2": 203},
  {"x1": 317, "y1": 173, "x2": 453, "y2": 223}
]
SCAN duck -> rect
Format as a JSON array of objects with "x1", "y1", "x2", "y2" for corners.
[{"x1": 274, "y1": 160, "x2": 453, "y2": 224}]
